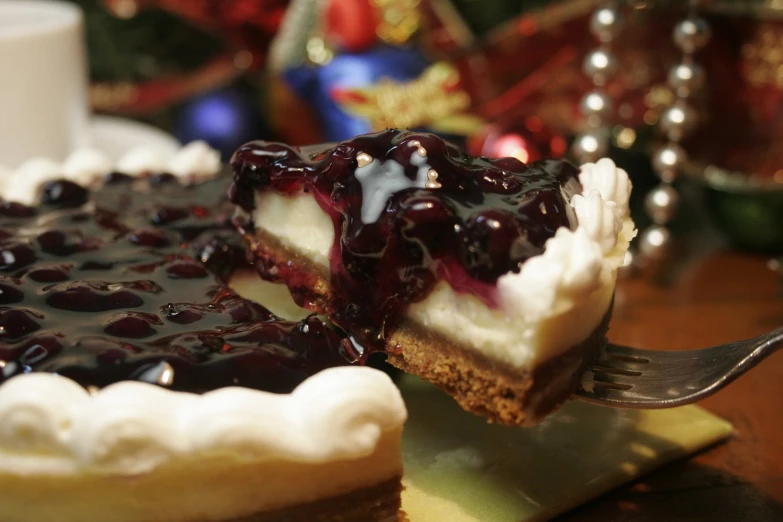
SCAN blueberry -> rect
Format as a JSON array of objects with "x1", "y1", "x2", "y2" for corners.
[
  {"x1": 130, "y1": 229, "x2": 170, "y2": 248},
  {"x1": 26, "y1": 267, "x2": 70, "y2": 282},
  {"x1": 0, "y1": 243, "x2": 36, "y2": 272},
  {"x1": 0, "y1": 282, "x2": 23, "y2": 304},
  {"x1": 166, "y1": 262, "x2": 208, "y2": 279},
  {"x1": 152, "y1": 207, "x2": 189, "y2": 225},
  {"x1": 104, "y1": 314, "x2": 157, "y2": 339},
  {"x1": 41, "y1": 180, "x2": 88, "y2": 208},
  {"x1": 0, "y1": 202, "x2": 36, "y2": 218},
  {"x1": 0, "y1": 309, "x2": 40, "y2": 340}
]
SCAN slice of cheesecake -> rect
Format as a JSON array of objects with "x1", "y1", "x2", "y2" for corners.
[{"x1": 230, "y1": 129, "x2": 636, "y2": 426}]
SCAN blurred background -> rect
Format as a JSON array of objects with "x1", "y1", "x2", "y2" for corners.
[{"x1": 70, "y1": 0, "x2": 783, "y2": 262}]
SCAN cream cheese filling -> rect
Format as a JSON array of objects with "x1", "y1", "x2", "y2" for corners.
[{"x1": 251, "y1": 158, "x2": 636, "y2": 368}]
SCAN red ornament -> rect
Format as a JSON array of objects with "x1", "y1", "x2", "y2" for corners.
[
  {"x1": 488, "y1": 134, "x2": 537, "y2": 163},
  {"x1": 468, "y1": 123, "x2": 558, "y2": 164},
  {"x1": 324, "y1": 0, "x2": 380, "y2": 53}
]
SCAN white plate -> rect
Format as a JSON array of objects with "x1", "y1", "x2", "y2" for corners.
[
  {"x1": 0, "y1": 115, "x2": 180, "y2": 169},
  {"x1": 88, "y1": 116, "x2": 181, "y2": 162}
]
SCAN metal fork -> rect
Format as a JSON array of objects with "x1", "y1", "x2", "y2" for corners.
[{"x1": 575, "y1": 326, "x2": 783, "y2": 408}]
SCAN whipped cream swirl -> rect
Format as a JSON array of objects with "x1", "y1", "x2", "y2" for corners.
[{"x1": 497, "y1": 158, "x2": 635, "y2": 318}]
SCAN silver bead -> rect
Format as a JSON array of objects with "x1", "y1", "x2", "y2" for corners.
[
  {"x1": 658, "y1": 102, "x2": 698, "y2": 142},
  {"x1": 572, "y1": 129, "x2": 610, "y2": 162},
  {"x1": 644, "y1": 183, "x2": 679, "y2": 225},
  {"x1": 579, "y1": 90, "x2": 613, "y2": 120},
  {"x1": 590, "y1": 7, "x2": 624, "y2": 43},
  {"x1": 638, "y1": 225, "x2": 673, "y2": 259},
  {"x1": 651, "y1": 142, "x2": 687, "y2": 182},
  {"x1": 673, "y1": 18, "x2": 711, "y2": 53},
  {"x1": 582, "y1": 48, "x2": 618, "y2": 85},
  {"x1": 668, "y1": 61, "x2": 705, "y2": 98}
]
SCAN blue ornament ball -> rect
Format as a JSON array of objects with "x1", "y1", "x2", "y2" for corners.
[{"x1": 173, "y1": 88, "x2": 266, "y2": 159}]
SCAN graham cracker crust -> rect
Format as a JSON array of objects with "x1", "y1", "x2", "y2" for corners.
[
  {"x1": 227, "y1": 476, "x2": 403, "y2": 522},
  {"x1": 386, "y1": 310, "x2": 610, "y2": 426},
  {"x1": 244, "y1": 229, "x2": 609, "y2": 426}
]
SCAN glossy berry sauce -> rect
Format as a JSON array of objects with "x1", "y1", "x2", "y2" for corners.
[
  {"x1": 230, "y1": 129, "x2": 582, "y2": 351},
  {"x1": 0, "y1": 174, "x2": 349, "y2": 393}
]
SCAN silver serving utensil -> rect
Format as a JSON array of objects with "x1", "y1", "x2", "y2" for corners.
[{"x1": 576, "y1": 326, "x2": 783, "y2": 408}]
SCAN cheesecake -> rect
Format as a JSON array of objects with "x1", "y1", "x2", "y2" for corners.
[
  {"x1": 0, "y1": 149, "x2": 406, "y2": 522},
  {"x1": 230, "y1": 129, "x2": 635, "y2": 426}
]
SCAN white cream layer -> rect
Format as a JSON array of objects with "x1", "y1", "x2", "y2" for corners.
[
  {"x1": 0, "y1": 366, "x2": 405, "y2": 475},
  {"x1": 252, "y1": 158, "x2": 636, "y2": 368},
  {"x1": 0, "y1": 369, "x2": 405, "y2": 522},
  {"x1": 0, "y1": 140, "x2": 221, "y2": 205}
]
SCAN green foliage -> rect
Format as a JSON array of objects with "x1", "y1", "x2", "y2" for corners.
[{"x1": 70, "y1": 0, "x2": 223, "y2": 82}]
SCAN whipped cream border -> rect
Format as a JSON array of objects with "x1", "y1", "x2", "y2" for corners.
[
  {"x1": 496, "y1": 157, "x2": 636, "y2": 319},
  {"x1": 0, "y1": 367, "x2": 406, "y2": 476},
  {"x1": 0, "y1": 141, "x2": 222, "y2": 205}
]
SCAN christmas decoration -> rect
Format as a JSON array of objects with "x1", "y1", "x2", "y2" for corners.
[
  {"x1": 466, "y1": 117, "x2": 568, "y2": 163},
  {"x1": 267, "y1": 0, "x2": 484, "y2": 143},
  {"x1": 572, "y1": 3, "x2": 623, "y2": 163},
  {"x1": 468, "y1": 126, "x2": 543, "y2": 164},
  {"x1": 640, "y1": 1, "x2": 711, "y2": 261},
  {"x1": 173, "y1": 87, "x2": 268, "y2": 158},
  {"x1": 78, "y1": 0, "x2": 240, "y2": 115},
  {"x1": 100, "y1": 0, "x2": 289, "y2": 70}
]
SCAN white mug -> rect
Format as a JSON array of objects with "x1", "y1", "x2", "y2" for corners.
[{"x1": 0, "y1": 0, "x2": 90, "y2": 169}]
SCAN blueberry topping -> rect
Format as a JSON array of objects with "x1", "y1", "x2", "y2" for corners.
[{"x1": 0, "y1": 174, "x2": 349, "y2": 392}]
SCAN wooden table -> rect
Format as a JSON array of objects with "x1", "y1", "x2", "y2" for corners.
[{"x1": 556, "y1": 244, "x2": 783, "y2": 521}]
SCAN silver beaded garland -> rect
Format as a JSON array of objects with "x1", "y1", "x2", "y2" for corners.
[
  {"x1": 641, "y1": 0, "x2": 710, "y2": 260},
  {"x1": 573, "y1": 2, "x2": 623, "y2": 163}
]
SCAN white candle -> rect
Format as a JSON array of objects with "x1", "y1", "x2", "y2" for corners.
[{"x1": 0, "y1": 1, "x2": 90, "y2": 169}]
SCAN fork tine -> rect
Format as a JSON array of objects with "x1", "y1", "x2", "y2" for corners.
[
  {"x1": 592, "y1": 362, "x2": 642, "y2": 377},
  {"x1": 602, "y1": 343, "x2": 658, "y2": 361},
  {"x1": 590, "y1": 369, "x2": 634, "y2": 388},
  {"x1": 592, "y1": 343, "x2": 652, "y2": 374},
  {"x1": 605, "y1": 352, "x2": 651, "y2": 364},
  {"x1": 584, "y1": 382, "x2": 636, "y2": 403}
]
